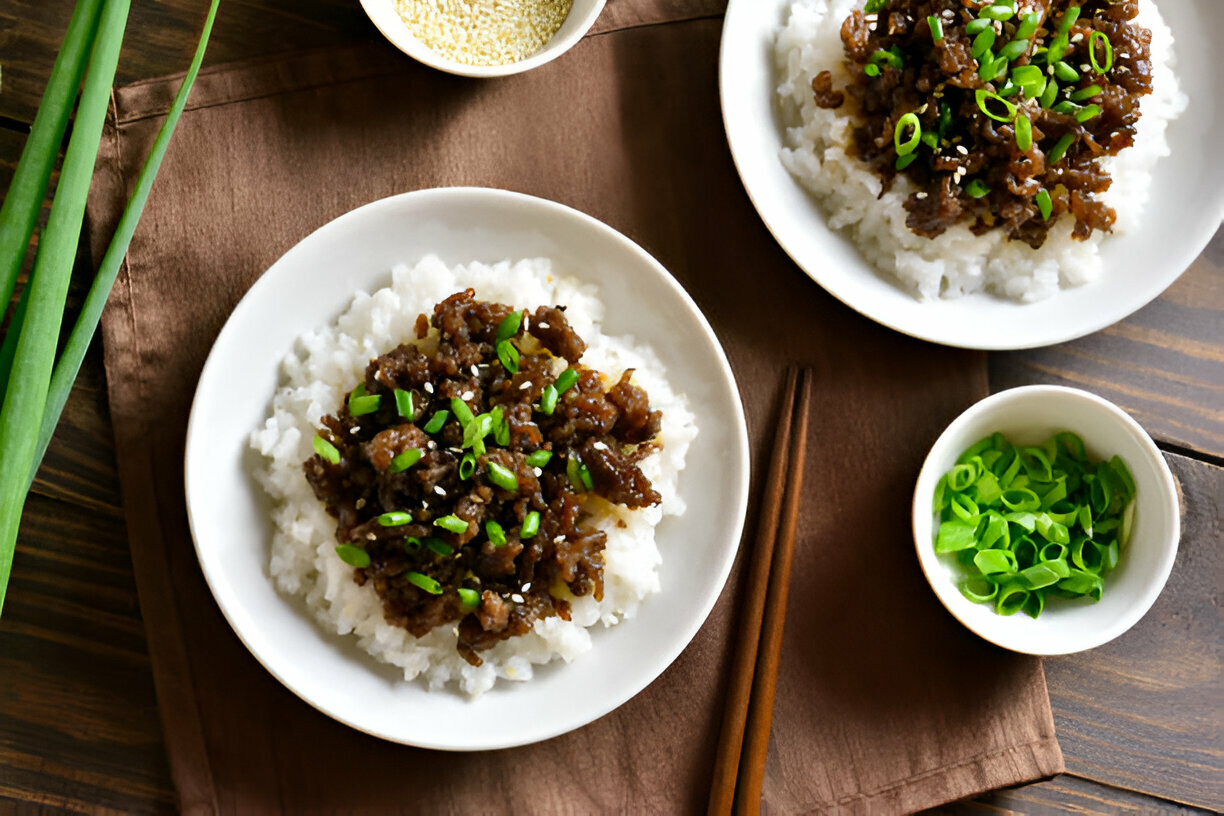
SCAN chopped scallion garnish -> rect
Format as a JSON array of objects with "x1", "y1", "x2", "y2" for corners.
[
  {"x1": 459, "y1": 452, "x2": 476, "y2": 479},
  {"x1": 495, "y1": 310, "x2": 523, "y2": 343},
  {"x1": 1074, "y1": 104, "x2": 1101, "y2": 123},
  {"x1": 525, "y1": 449, "x2": 552, "y2": 468},
  {"x1": 894, "y1": 112, "x2": 922, "y2": 156},
  {"x1": 868, "y1": 47, "x2": 903, "y2": 70},
  {"x1": 895, "y1": 153, "x2": 918, "y2": 171},
  {"x1": 975, "y1": 89, "x2": 1016, "y2": 123},
  {"x1": 335, "y1": 544, "x2": 370, "y2": 568},
  {"x1": 520, "y1": 511, "x2": 541, "y2": 539},
  {"x1": 1015, "y1": 113, "x2": 1032, "y2": 152},
  {"x1": 971, "y1": 28, "x2": 997, "y2": 60},
  {"x1": 389, "y1": 448, "x2": 422, "y2": 473},
  {"x1": 394, "y1": 388, "x2": 413, "y2": 418},
  {"x1": 378, "y1": 511, "x2": 413, "y2": 526},
  {"x1": 487, "y1": 461, "x2": 519, "y2": 492},
  {"x1": 496, "y1": 339, "x2": 520, "y2": 374},
  {"x1": 1013, "y1": 12, "x2": 1040, "y2": 42},
  {"x1": 1089, "y1": 30, "x2": 1113, "y2": 73},
  {"x1": 555, "y1": 368, "x2": 579, "y2": 395},
  {"x1": 965, "y1": 18, "x2": 993, "y2": 36},
  {"x1": 1070, "y1": 84, "x2": 1102, "y2": 102},
  {"x1": 458, "y1": 587, "x2": 480, "y2": 609},
  {"x1": 492, "y1": 405, "x2": 510, "y2": 446},
  {"x1": 964, "y1": 179, "x2": 991, "y2": 199},
  {"x1": 1035, "y1": 188, "x2": 1053, "y2": 220},
  {"x1": 404, "y1": 536, "x2": 422, "y2": 552},
  {"x1": 451, "y1": 397, "x2": 475, "y2": 427},
  {"x1": 313, "y1": 434, "x2": 340, "y2": 465},
  {"x1": 434, "y1": 514, "x2": 469, "y2": 534},
  {"x1": 539, "y1": 384, "x2": 559, "y2": 415},
  {"x1": 349, "y1": 394, "x2": 381, "y2": 416},
  {"x1": 1039, "y1": 77, "x2": 1059, "y2": 108},
  {"x1": 422, "y1": 409, "x2": 450, "y2": 434},
  {"x1": 1046, "y1": 133, "x2": 1075, "y2": 164},
  {"x1": 980, "y1": 4, "x2": 1014, "y2": 21},
  {"x1": 486, "y1": 519, "x2": 506, "y2": 547},
  {"x1": 425, "y1": 537, "x2": 453, "y2": 556},
  {"x1": 406, "y1": 571, "x2": 443, "y2": 595},
  {"x1": 997, "y1": 38, "x2": 1029, "y2": 62},
  {"x1": 1054, "y1": 60, "x2": 1080, "y2": 82},
  {"x1": 927, "y1": 15, "x2": 943, "y2": 42},
  {"x1": 864, "y1": 63, "x2": 880, "y2": 78}
]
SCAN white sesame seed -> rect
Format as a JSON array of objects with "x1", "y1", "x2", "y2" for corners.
[
  {"x1": 355, "y1": 498, "x2": 366, "y2": 509},
  {"x1": 511, "y1": 594, "x2": 524, "y2": 603},
  {"x1": 533, "y1": 467, "x2": 543, "y2": 477},
  {"x1": 366, "y1": 532, "x2": 377, "y2": 540},
  {"x1": 434, "y1": 485, "x2": 446, "y2": 496},
  {"x1": 592, "y1": 440, "x2": 608, "y2": 451},
  {"x1": 521, "y1": 582, "x2": 532, "y2": 591},
  {"x1": 427, "y1": 440, "x2": 436, "y2": 450},
  {"x1": 553, "y1": 535, "x2": 566, "y2": 543},
  {"x1": 915, "y1": 191, "x2": 928, "y2": 199},
  {"x1": 956, "y1": 144, "x2": 968, "y2": 155},
  {"x1": 424, "y1": 382, "x2": 434, "y2": 394},
  {"x1": 461, "y1": 390, "x2": 474, "y2": 400},
  {"x1": 518, "y1": 380, "x2": 533, "y2": 390},
  {"x1": 350, "y1": 426, "x2": 360, "y2": 434},
  {"x1": 538, "y1": 322, "x2": 550, "y2": 329},
  {"x1": 1118, "y1": 52, "x2": 1130, "y2": 59},
  {"x1": 470, "y1": 365, "x2": 480, "y2": 376},
  {"x1": 1071, "y1": 32, "x2": 1084, "y2": 43},
  {"x1": 1080, "y1": 64, "x2": 1091, "y2": 72}
]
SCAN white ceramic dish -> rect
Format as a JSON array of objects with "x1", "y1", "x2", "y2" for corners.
[
  {"x1": 359, "y1": 0, "x2": 605, "y2": 78},
  {"x1": 911, "y1": 386, "x2": 1180, "y2": 655},
  {"x1": 720, "y1": 0, "x2": 1224, "y2": 350},
  {"x1": 184, "y1": 187, "x2": 749, "y2": 749}
]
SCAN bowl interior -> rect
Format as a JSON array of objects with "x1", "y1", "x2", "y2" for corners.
[
  {"x1": 911, "y1": 386, "x2": 1179, "y2": 655},
  {"x1": 359, "y1": 0, "x2": 605, "y2": 78}
]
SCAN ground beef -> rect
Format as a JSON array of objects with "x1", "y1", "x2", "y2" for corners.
[
  {"x1": 304, "y1": 289, "x2": 663, "y2": 666},
  {"x1": 814, "y1": 0, "x2": 1153, "y2": 247}
]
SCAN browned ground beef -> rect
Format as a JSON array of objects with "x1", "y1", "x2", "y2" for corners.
[
  {"x1": 815, "y1": 0, "x2": 1152, "y2": 247},
  {"x1": 304, "y1": 290, "x2": 662, "y2": 665}
]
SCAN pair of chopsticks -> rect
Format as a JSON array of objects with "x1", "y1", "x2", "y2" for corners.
[{"x1": 708, "y1": 367, "x2": 813, "y2": 816}]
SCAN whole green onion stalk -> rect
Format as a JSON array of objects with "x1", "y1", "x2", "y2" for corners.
[{"x1": 0, "y1": 0, "x2": 222, "y2": 616}]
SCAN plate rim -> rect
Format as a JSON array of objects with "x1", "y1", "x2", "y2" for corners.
[{"x1": 183, "y1": 186, "x2": 751, "y2": 750}]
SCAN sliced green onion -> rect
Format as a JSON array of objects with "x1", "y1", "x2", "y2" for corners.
[
  {"x1": 1013, "y1": 12, "x2": 1040, "y2": 42},
  {"x1": 938, "y1": 102, "x2": 952, "y2": 137},
  {"x1": 979, "y1": 55, "x2": 1009, "y2": 83},
  {"x1": 1089, "y1": 31, "x2": 1113, "y2": 73},
  {"x1": 997, "y1": 82, "x2": 1021, "y2": 98},
  {"x1": 980, "y1": 5, "x2": 1014, "y2": 21},
  {"x1": 349, "y1": 394, "x2": 381, "y2": 416},
  {"x1": 864, "y1": 63, "x2": 881, "y2": 78},
  {"x1": 1046, "y1": 133, "x2": 1075, "y2": 164},
  {"x1": 496, "y1": 339, "x2": 520, "y2": 374},
  {"x1": 1047, "y1": 33, "x2": 1069, "y2": 65},
  {"x1": 868, "y1": 48, "x2": 903, "y2": 70},
  {"x1": 555, "y1": 368, "x2": 579, "y2": 394},
  {"x1": 389, "y1": 448, "x2": 423, "y2": 473},
  {"x1": 1052, "y1": 100, "x2": 1079, "y2": 115},
  {"x1": 895, "y1": 153, "x2": 919, "y2": 171},
  {"x1": 422, "y1": 409, "x2": 450, "y2": 434},
  {"x1": 379, "y1": 511, "x2": 413, "y2": 526},
  {"x1": 495, "y1": 310, "x2": 523, "y2": 342},
  {"x1": 462, "y1": 413, "x2": 491, "y2": 451},
  {"x1": 566, "y1": 455, "x2": 592, "y2": 492},
  {"x1": 995, "y1": 584, "x2": 1030, "y2": 616},
  {"x1": 964, "y1": 179, "x2": 991, "y2": 199},
  {"x1": 526, "y1": 449, "x2": 553, "y2": 468},
  {"x1": 335, "y1": 544, "x2": 370, "y2": 568},
  {"x1": 1011, "y1": 64, "x2": 1043, "y2": 85},
  {"x1": 971, "y1": 28, "x2": 997, "y2": 60},
  {"x1": 920, "y1": 131, "x2": 938, "y2": 149},
  {"x1": 927, "y1": 15, "x2": 943, "y2": 42},
  {"x1": 975, "y1": 89, "x2": 1017, "y2": 122},
  {"x1": 579, "y1": 464, "x2": 594, "y2": 491},
  {"x1": 1058, "y1": 4, "x2": 1081, "y2": 35},
  {"x1": 394, "y1": 388, "x2": 413, "y2": 418},
  {"x1": 1054, "y1": 60, "x2": 1080, "y2": 82},
  {"x1": 458, "y1": 587, "x2": 480, "y2": 609},
  {"x1": 406, "y1": 571, "x2": 443, "y2": 595},
  {"x1": 425, "y1": 537, "x2": 453, "y2": 556},
  {"x1": 863, "y1": 0, "x2": 886, "y2": 13},
  {"x1": 959, "y1": 577, "x2": 999, "y2": 604},
  {"x1": 1039, "y1": 77, "x2": 1059, "y2": 108},
  {"x1": 487, "y1": 461, "x2": 519, "y2": 492},
  {"x1": 1015, "y1": 113, "x2": 1033, "y2": 151},
  {"x1": 404, "y1": 536, "x2": 422, "y2": 552},
  {"x1": 1035, "y1": 189, "x2": 1053, "y2": 220},
  {"x1": 434, "y1": 514, "x2": 469, "y2": 534},
  {"x1": 965, "y1": 18, "x2": 993, "y2": 35},
  {"x1": 1070, "y1": 84, "x2": 1102, "y2": 102},
  {"x1": 459, "y1": 452, "x2": 476, "y2": 479},
  {"x1": 451, "y1": 398, "x2": 475, "y2": 428},
  {"x1": 1075, "y1": 104, "x2": 1101, "y2": 123},
  {"x1": 520, "y1": 511, "x2": 541, "y2": 539},
  {"x1": 539, "y1": 384, "x2": 559, "y2": 415},
  {"x1": 998, "y1": 38, "x2": 1029, "y2": 62},
  {"x1": 1022, "y1": 76, "x2": 1047, "y2": 100},
  {"x1": 486, "y1": 519, "x2": 507, "y2": 547},
  {"x1": 313, "y1": 434, "x2": 341, "y2": 464},
  {"x1": 894, "y1": 113, "x2": 922, "y2": 156}
]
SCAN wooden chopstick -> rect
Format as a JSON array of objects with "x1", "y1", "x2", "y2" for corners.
[{"x1": 708, "y1": 367, "x2": 813, "y2": 816}]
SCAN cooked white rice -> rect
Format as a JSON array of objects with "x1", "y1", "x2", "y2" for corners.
[
  {"x1": 775, "y1": 0, "x2": 1187, "y2": 301},
  {"x1": 249, "y1": 256, "x2": 696, "y2": 696}
]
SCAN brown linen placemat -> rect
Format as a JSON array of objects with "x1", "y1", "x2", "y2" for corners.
[{"x1": 87, "y1": 4, "x2": 1063, "y2": 813}]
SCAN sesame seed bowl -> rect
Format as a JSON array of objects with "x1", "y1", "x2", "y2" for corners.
[{"x1": 359, "y1": 0, "x2": 606, "y2": 78}]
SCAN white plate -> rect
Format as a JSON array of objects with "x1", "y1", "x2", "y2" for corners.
[
  {"x1": 184, "y1": 187, "x2": 749, "y2": 750},
  {"x1": 720, "y1": 0, "x2": 1224, "y2": 350}
]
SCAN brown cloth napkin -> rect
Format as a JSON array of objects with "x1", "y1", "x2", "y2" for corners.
[{"x1": 87, "y1": 2, "x2": 1063, "y2": 812}]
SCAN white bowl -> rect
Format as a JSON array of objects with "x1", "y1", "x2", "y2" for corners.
[
  {"x1": 184, "y1": 187, "x2": 749, "y2": 749},
  {"x1": 359, "y1": 0, "x2": 605, "y2": 78},
  {"x1": 911, "y1": 386, "x2": 1180, "y2": 655}
]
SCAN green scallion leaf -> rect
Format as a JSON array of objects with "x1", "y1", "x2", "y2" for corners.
[
  {"x1": 1089, "y1": 30, "x2": 1113, "y2": 73},
  {"x1": 434, "y1": 514, "x2": 469, "y2": 534},
  {"x1": 1013, "y1": 12, "x2": 1040, "y2": 42},
  {"x1": 458, "y1": 587, "x2": 480, "y2": 609},
  {"x1": 486, "y1": 519, "x2": 507, "y2": 547},
  {"x1": 1074, "y1": 104, "x2": 1101, "y2": 123},
  {"x1": 422, "y1": 409, "x2": 450, "y2": 434},
  {"x1": 492, "y1": 405, "x2": 510, "y2": 446},
  {"x1": 335, "y1": 544, "x2": 370, "y2": 568},
  {"x1": 975, "y1": 88, "x2": 1017, "y2": 122},
  {"x1": 425, "y1": 537, "x2": 453, "y2": 556},
  {"x1": 1035, "y1": 189, "x2": 1053, "y2": 220},
  {"x1": 313, "y1": 434, "x2": 340, "y2": 465},
  {"x1": 1070, "y1": 84, "x2": 1102, "y2": 102},
  {"x1": 1015, "y1": 113, "x2": 1032, "y2": 152},
  {"x1": 998, "y1": 38, "x2": 1030, "y2": 62},
  {"x1": 406, "y1": 571, "x2": 443, "y2": 595},
  {"x1": 526, "y1": 449, "x2": 552, "y2": 468},
  {"x1": 394, "y1": 388, "x2": 413, "y2": 418},
  {"x1": 379, "y1": 511, "x2": 413, "y2": 526},
  {"x1": 404, "y1": 536, "x2": 422, "y2": 552},
  {"x1": 349, "y1": 393, "x2": 382, "y2": 416},
  {"x1": 451, "y1": 397, "x2": 475, "y2": 427},
  {"x1": 971, "y1": 28, "x2": 997, "y2": 60},
  {"x1": 965, "y1": 18, "x2": 993, "y2": 36},
  {"x1": 459, "y1": 451, "x2": 476, "y2": 480},
  {"x1": 864, "y1": 63, "x2": 881, "y2": 78},
  {"x1": 1057, "y1": 4, "x2": 1081, "y2": 35},
  {"x1": 927, "y1": 15, "x2": 943, "y2": 42},
  {"x1": 868, "y1": 47, "x2": 903, "y2": 70},
  {"x1": 1054, "y1": 60, "x2": 1080, "y2": 82},
  {"x1": 895, "y1": 152, "x2": 919, "y2": 171},
  {"x1": 964, "y1": 179, "x2": 991, "y2": 199},
  {"x1": 389, "y1": 448, "x2": 422, "y2": 473},
  {"x1": 1046, "y1": 133, "x2": 1075, "y2": 164},
  {"x1": 539, "y1": 384, "x2": 559, "y2": 415},
  {"x1": 487, "y1": 461, "x2": 519, "y2": 492},
  {"x1": 1039, "y1": 76, "x2": 1060, "y2": 108},
  {"x1": 496, "y1": 339, "x2": 520, "y2": 374},
  {"x1": 555, "y1": 367, "x2": 579, "y2": 395},
  {"x1": 495, "y1": 309, "x2": 523, "y2": 342},
  {"x1": 980, "y1": 4, "x2": 1014, "y2": 22},
  {"x1": 520, "y1": 511, "x2": 541, "y2": 539},
  {"x1": 894, "y1": 112, "x2": 922, "y2": 156}
]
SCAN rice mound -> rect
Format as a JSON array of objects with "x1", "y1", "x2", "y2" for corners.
[
  {"x1": 775, "y1": 0, "x2": 1187, "y2": 301},
  {"x1": 249, "y1": 256, "x2": 697, "y2": 696}
]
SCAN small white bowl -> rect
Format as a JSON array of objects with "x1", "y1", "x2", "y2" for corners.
[
  {"x1": 912, "y1": 386, "x2": 1180, "y2": 655},
  {"x1": 359, "y1": 0, "x2": 606, "y2": 78}
]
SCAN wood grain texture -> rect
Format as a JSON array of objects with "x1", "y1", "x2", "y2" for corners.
[
  {"x1": 939, "y1": 773, "x2": 1215, "y2": 815},
  {"x1": 991, "y1": 229, "x2": 1224, "y2": 461}
]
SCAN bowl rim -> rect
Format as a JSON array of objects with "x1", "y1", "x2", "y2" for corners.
[
  {"x1": 911, "y1": 384, "x2": 1181, "y2": 655},
  {"x1": 358, "y1": 0, "x2": 607, "y2": 78}
]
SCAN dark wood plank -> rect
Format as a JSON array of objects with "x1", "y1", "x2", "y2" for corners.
[
  {"x1": 991, "y1": 228, "x2": 1224, "y2": 461},
  {"x1": 0, "y1": 490, "x2": 175, "y2": 815},
  {"x1": 948, "y1": 773, "x2": 1213, "y2": 815},
  {"x1": 1042, "y1": 452, "x2": 1224, "y2": 810},
  {"x1": 0, "y1": 0, "x2": 374, "y2": 127}
]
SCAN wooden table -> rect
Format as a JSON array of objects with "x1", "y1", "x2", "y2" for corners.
[{"x1": 1, "y1": 2, "x2": 1219, "y2": 813}]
